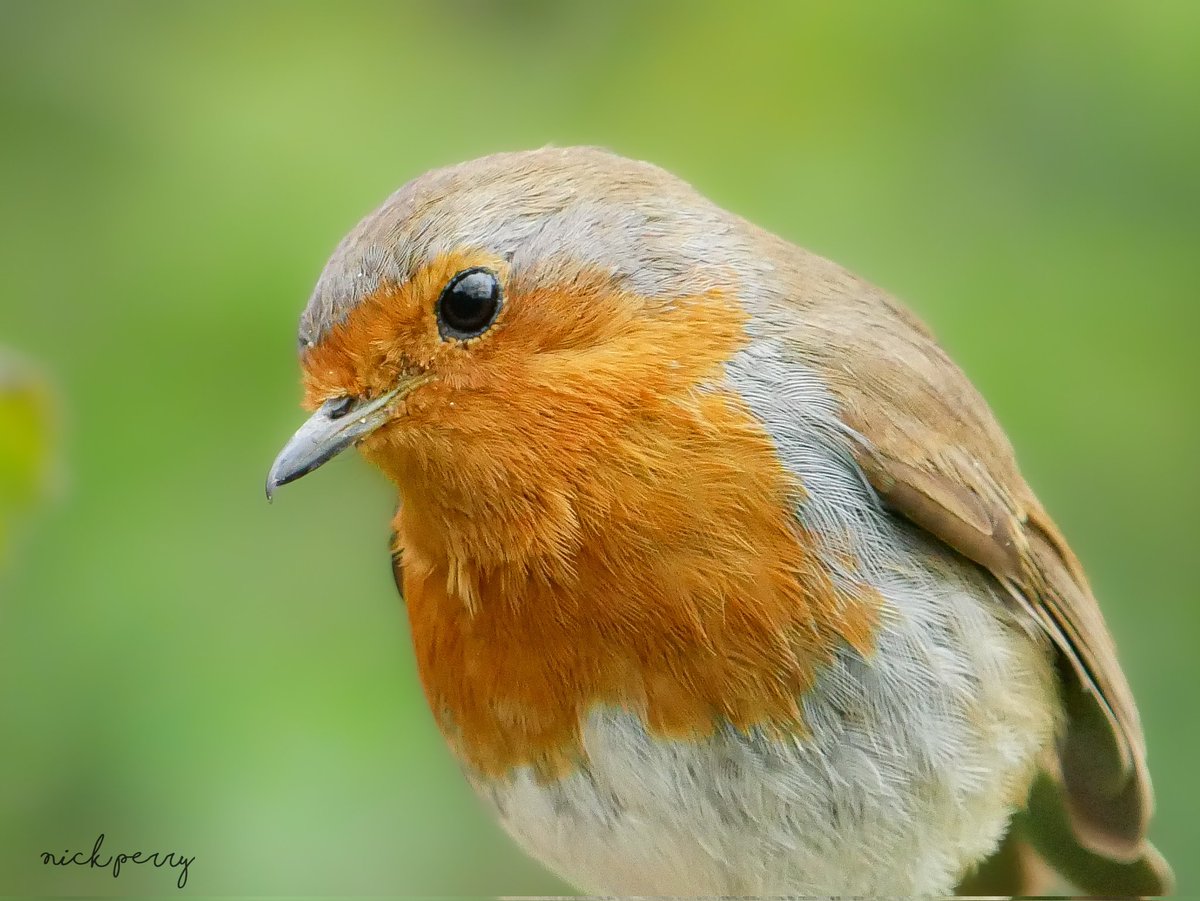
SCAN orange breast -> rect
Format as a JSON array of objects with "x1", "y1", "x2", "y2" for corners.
[
  {"x1": 395, "y1": 384, "x2": 881, "y2": 779},
  {"x1": 305, "y1": 261, "x2": 882, "y2": 779}
]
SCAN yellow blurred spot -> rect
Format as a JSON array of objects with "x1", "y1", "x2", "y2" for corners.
[{"x1": 0, "y1": 352, "x2": 55, "y2": 560}]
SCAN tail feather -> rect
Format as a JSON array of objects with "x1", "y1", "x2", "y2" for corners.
[
  {"x1": 1024, "y1": 771, "x2": 1173, "y2": 896},
  {"x1": 961, "y1": 773, "x2": 1174, "y2": 897}
]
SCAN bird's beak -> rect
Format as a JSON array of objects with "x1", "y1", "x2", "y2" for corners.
[{"x1": 265, "y1": 382, "x2": 411, "y2": 501}]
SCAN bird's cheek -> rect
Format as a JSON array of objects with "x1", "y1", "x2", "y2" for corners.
[
  {"x1": 356, "y1": 390, "x2": 431, "y2": 457},
  {"x1": 356, "y1": 424, "x2": 412, "y2": 476}
]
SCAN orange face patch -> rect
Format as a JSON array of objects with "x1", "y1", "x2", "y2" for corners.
[
  {"x1": 302, "y1": 252, "x2": 880, "y2": 779},
  {"x1": 301, "y1": 249, "x2": 513, "y2": 409}
]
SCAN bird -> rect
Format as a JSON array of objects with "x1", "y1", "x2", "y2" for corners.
[{"x1": 267, "y1": 147, "x2": 1171, "y2": 896}]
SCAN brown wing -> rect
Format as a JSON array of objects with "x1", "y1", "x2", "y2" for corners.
[{"x1": 773, "y1": 266, "x2": 1170, "y2": 893}]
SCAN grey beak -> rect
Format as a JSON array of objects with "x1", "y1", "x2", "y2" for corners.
[{"x1": 265, "y1": 387, "x2": 405, "y2": 500}]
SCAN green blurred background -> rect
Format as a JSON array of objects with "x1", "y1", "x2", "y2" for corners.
[{"x1": 2, "y1": 0, "x2": 1198, "y2": 895}]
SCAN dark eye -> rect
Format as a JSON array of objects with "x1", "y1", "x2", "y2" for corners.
[{"x1": 436, "y1": 267, "x2": 502, "y2": 340}]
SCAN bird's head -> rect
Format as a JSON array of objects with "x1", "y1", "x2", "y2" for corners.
[{"x1": 266, "y1": 148, "x2": 800, "y2": 575}]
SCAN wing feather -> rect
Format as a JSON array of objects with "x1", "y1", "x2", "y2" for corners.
[{"x1": 765, "y1": 261, "x2": 1170, "y2": 891}]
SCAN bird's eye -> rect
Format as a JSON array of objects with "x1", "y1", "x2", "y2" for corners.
[{"x1": 436, "y1": 268, "x2": 502, "y2": 340}]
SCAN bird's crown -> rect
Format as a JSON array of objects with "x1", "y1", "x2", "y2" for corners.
[{"x1": 299, "y1": 146, "x2": 753, "y2": 350}]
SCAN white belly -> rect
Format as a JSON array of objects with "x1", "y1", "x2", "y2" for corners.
[{"x1": 470, "y1": 560, "x2": 1058, "y2": 896}]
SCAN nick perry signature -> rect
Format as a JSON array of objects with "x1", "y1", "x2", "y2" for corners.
[{"x1": 41, "y1": 833, "x2": 194, "y2": 888}]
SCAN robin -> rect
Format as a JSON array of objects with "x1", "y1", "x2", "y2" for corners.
[{"x1": 267, "y1": 147, "x2": 1170, "y2": 896}]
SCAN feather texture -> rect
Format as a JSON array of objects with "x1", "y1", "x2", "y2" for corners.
[{"x1": 286, "y1": 146, "x2": 1170, "y2": 895}]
